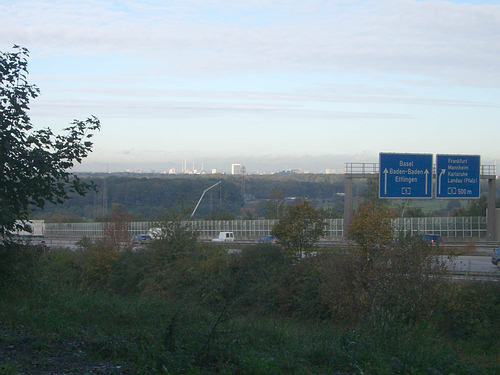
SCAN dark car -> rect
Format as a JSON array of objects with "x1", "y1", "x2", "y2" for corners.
[
  {"x1": 259, "y1": 235, "x2": 278, "y2": 243},
  {"x1": 133, "y1": 234, "x2": 152, "y2": 244},
  {"x1": 423, "y1": 233, "x2": 441, "y2": 245},
  {"x1": 492, "y1": 247, "x2": 500, "y2": 266}
]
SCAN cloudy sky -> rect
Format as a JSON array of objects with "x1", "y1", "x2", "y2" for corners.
[{"x1": 1, "y1": 0, "x2": 499, "y2": 173}]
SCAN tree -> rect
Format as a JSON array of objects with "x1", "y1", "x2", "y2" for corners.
[
  {"x1": 452, "y1": 195, "x2": 487, "y2": 217},
  {"x1": 0, "y1": 46, "x2": 100, "y2": 236},
  {"x1": 102, "y1": 205, "x2": 132, "y2": 251},
  {"x1": 150, "y1": 206, "x2": 199, "y2": 260},
  {"x1": 347, "y1": 200, "x2": 395, "y2": 256},
  {"x1": 264, "y1": 188, "x2": 285, "y2": 219},
  {"x1": 271, "y1": 200, "x2": 325, "y2": 258}
]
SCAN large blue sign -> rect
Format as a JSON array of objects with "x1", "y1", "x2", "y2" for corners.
[
  {"x1": 379, "y1": 153, "x2": 433, "y2": 198},
  {"x1": 436, "y1": 154, "x2": 480, "y2": 199}
]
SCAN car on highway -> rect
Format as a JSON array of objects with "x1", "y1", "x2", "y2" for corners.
[
  {"x1": 423, "y1": 233, "x2": 441, "y2": 245},
  {"x1": 491, "y1": 246, "x2": 500, "y2": 266},
  {"x1": 133, "y1": 234, "x2": 152, "y2": 244},
  {"x1": 259, "y1": 235, "x2": 278, "y2": 243},
  {"x1": 147, "y1": 228, "x2": 163, "y2": 239}
]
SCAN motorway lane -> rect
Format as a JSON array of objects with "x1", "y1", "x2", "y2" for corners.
[
  {"x1": 27, "y1": 238, "x2": 500, "y2": 275},
  {"x1": 443, "y1": 255, "x2": 499, "y2": 274}
]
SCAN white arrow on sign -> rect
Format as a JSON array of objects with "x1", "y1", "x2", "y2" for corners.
[
  {"x1": 438, "y1": 169, "x2": 446, "y2": 195},
  {"x1": 424, "y1": 169, "x2": 429, "y2": 195},
  {"x1": 383, "y1": 168, "x2": 388, "y2": 194}
]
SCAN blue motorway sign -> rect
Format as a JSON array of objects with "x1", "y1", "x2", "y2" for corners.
[
  {"x1": 379, "y1": 153, "x2": 433, "y2": 198},
  {"x1": 436, "y1": 154, "x2": 480, "y2": 199}
]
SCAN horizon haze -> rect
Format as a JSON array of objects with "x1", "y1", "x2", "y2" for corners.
[{"x1": 2, "y1": 0, "x2": 500, "y2": 174}]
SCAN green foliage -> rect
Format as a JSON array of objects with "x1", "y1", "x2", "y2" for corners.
[
  {"x1": 1, "y1": 279, "x2": 499, "y2": 374},
  {"x1": 315, "y1": 235, "x2": 450, "y2": 325},
  {"x1": 203, "y1": 209, "x2": 236, "y2": 220},
  {"x1": 37, "y1": 247, "x2": 83, "y2": 289},
  {"x1": 433, "y1": 282, "x2": 500, "y2": 344},
  {"x1": 348, "y1": 200, "x2": 395, "y2": 255},
  {"x1": 453, "y1": 195, "x2": 487, "y2": 216},
  {"x1": 102, "y1": 205, "x2": 133, "y2": 251},
  {"x1": 36, "y1": 175, "x2": 245, "y2": 220},
  {"x1": 272, "y1": 200, "x2": 325, "y2": 258},
  {"x1": 78, "y1": 239, "x2": 119, "y2": 291},
  {"x1": 361, "y1": 177, "x2": 381, "y2": 202},
  {"x1": 1, "y1": 240, "x2": 499, "y2": 373},
  {"x1": 264, "y1": 188, "x2": 285, "y2": 218},
  {"x1": 0, "y1": 241, "x2": 45, "y2": 289},
  {"x1": 149, "y1": 207, "x2": 199, "y2": 257},
  {"x1": 108, "y1": 250, "x2": 147, "y2": 296},
  {"x1": 0, "y1": 46, "x2": 100, "y2": 235},
  {"x1": 34, "y1": 209, "x2": 85, "y2": 223},
  {"x1": 33, "y1": 173, "x2": 348, "y2": 221}
]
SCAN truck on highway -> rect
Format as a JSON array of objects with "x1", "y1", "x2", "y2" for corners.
[{"x1": 10, "y1": 220, "x2": 45, "y2": 237}]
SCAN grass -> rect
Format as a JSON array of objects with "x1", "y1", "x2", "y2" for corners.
[
  {"x1": 1, "y1": 241, "x2": 499, "y2": 374},
  {"x1": 2, "y1": 285, "x2": 499, "y2": 374}
]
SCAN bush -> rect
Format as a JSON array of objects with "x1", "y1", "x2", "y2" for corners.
[
  {"x1": 316, "y1": 236, "x2": 449, "y2": 324},
  {"x1": 76, "y1": 238, "x2": 120, "y2": 291},
  {"x1": 37, "y1": 247, "x2": 83, "y2": 289},
  {"x1": 0, "y1": 241, "x2": 45, "y2": 290},
  {"x1": 108, "y1": 250, "x2": 148, "y2": 296},
  {"x1": 433, "y1": 282, "x2": 500, "y2": 343}
]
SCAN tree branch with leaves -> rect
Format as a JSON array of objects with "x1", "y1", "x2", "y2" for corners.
[{"x1": 0, "y1": 46, "x2": 100, "y2": 236}]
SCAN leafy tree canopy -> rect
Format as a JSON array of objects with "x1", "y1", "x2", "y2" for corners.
[
  {"x1": 272, "y1": 200, "x2": 325, "y2": 258},
  {"x1": 347, "y1": 200, "x2": 395, "y2": 255},
  {"x1": 0, "y1": 46, "x2": 100, "y2": 235}
]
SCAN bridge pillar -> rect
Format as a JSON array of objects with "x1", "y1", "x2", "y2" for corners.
[
  {"x1": 487, "y1": 178, "x2": 497, "y2": 240},
  {"x1": 343, "y1": 176, "x2": 353, "y2": 237}
]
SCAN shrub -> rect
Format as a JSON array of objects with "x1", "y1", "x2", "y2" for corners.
[
  {"x1": 108, "y1": 250, "x2": 148, "y2": 296},
  {"x1": 78, "y1": 238, "x2": 119, "y2": 291},
  {"x1": 317, "y1": 236, "x2": 449, "y2": 324},
  {"x1": 37, "y1": 247, "x2": 83, "y2": 289},
  {"x1": 0, "y1": 241, "x2": 44, "y2": 290}
]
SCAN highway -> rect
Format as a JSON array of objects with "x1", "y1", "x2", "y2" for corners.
[
  {"x1": 444, "y1": 255, "x2": 498, "y2": 273},
  {"x1": 25, "y1": 237, "x2": 500, "y2": 281},
  {"x1": 440, "y1": 255, "x2": 500, "y2": 281}
]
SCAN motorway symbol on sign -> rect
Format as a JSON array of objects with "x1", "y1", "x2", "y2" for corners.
[
  {"x1": 379, "y1": 153, "x2": 433, "y2": 199},
  {"x1": 436, "y1": 154, "x2": 480, "y2": 199}
]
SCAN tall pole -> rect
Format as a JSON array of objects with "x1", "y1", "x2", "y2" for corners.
[
  {"x1": 487, "y1": 177, "x2": 497, "y2": 240},
  {"x1": 343, "y1": 176, "x2": 353, "y2": 237}
]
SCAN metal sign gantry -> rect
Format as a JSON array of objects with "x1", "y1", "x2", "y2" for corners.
[{"x1": 343, "y1": 156, "x2": 497, "y2": 240}]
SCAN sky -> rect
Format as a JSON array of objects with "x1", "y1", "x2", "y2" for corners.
[{"x1": 1, "y1": 0, "x2": 500, "y2": 173}]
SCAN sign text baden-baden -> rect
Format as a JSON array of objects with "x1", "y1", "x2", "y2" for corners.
[{"x1": 379, "y1": 153, "x2": 432, "y2": 198}]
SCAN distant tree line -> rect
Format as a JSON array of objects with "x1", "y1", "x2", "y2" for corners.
[
  {"x1": 31, "y1": 173, "x2": 500, "y2": 222},
  {"x1": 32, "y1": 174, "x2": 346, "y2": 222}
]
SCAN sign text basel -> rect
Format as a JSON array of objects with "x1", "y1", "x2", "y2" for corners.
[{"x1": 379, "y1": 153, "x2": 480, "y2": 199}]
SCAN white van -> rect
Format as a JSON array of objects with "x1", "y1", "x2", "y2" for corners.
[{"x1": 211, "y1": 231, "x2": 235, "y2": 242}]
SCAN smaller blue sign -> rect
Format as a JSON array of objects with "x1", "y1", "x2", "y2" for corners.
[
  {"x1": 379, "y1": 153, "x2": 433, "y2": 199},
  {"x1": 436, "y1": 154, "x2": 480, "y2": 199}
]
